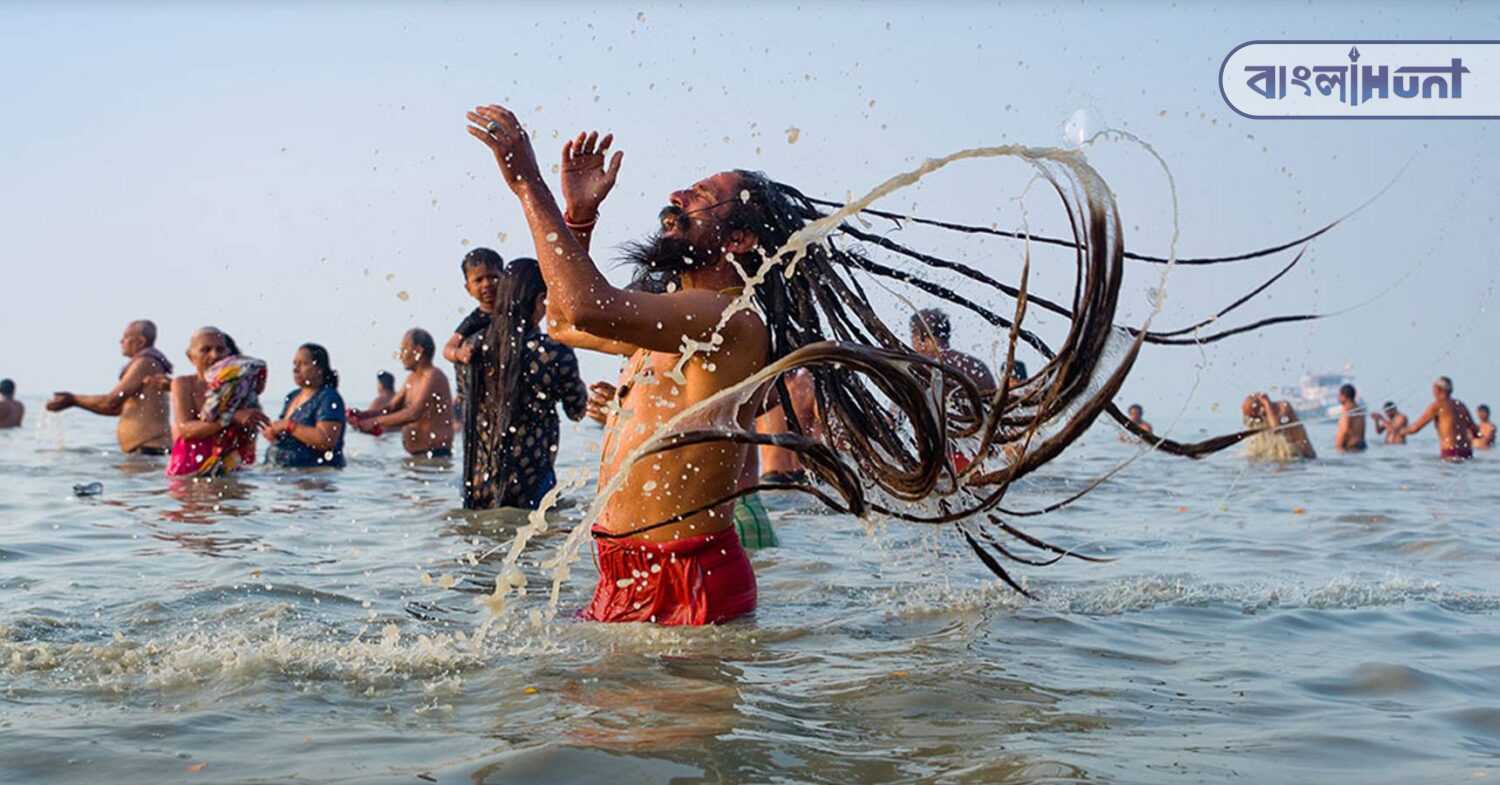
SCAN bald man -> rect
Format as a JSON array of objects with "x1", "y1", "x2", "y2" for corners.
[
  {"x1": 47, "y1": 320, "x2": 174, "y2": 454},
  {"x1": 350, "y1": 328, "x2": 454, "y2": 457},
  {"x1": 1405, "y1": 376, "x2": 1478, "y2": 461}
]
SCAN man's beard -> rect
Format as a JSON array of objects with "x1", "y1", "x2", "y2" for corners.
[
  {"x1": 620, "y1": 231, "x2": 720, "y2": 274},
  {"x1": 618, "y1": 206, "x2": 726, "y2": 293}
]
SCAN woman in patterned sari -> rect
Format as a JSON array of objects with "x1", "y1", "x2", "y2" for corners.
[{"x1": 463, "y1": 258, "x2": 588, "y2": 509}]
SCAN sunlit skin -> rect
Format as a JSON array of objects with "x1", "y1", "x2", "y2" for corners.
[
  {"x1": 170, "y1": 328, "x2": 268, "y2": 442},
  {"x1": 1476, "y1": 406, "x2": 1495, "y2": 449},
  {"x1": 260, "y1": 348, "x2": 343, "y2": 452},
  {"x1": 351, "y1": 331, "x2": 453, "y2": 455},
  {"x1": 0, "y1": 381, "x2": 22, "y2": 429},
  {"x1": 1333, "y1": 387, "x2": 1367, "y2": 453},
  {"x1": 757, "y1": 369, "x2": 817, "y2": 479},
  {"x1": 442, "y1": 263, "x2": 502, "y2": 365},
  {"x1": 1242, "y1": 392, "x2": 1317, "y2": 459},
  {"x1": 46, "y1": 320, "x2": 173, "y2": 452},
  {"x1": 1372, "y1": 404, "x2": 1409, "y2": 445},
  {"x1": 468, "y1": 105, "x2": 768, "y2": 543},
  {"x1": 1404, "y1": 379, "x2": 1478, "y2": 459},
  {"x1": 909, "y1": 325, "x2": 998, "y2": 392},
  {"x1": 1127, "y1": 404, "x2": 1153, "y2": 436},
  {"x1": 367, "y1": 377, "x2": 396, "y2": 418}
]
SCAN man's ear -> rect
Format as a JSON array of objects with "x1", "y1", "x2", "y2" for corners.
[{"x1": 725, "y1": 229, "x2": 758, "y2": 256}]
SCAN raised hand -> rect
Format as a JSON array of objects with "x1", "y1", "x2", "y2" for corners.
[
  {"x1": 560, "y1": 131, "x2": 623, "y2": 222},
  {"x1": 465, "y1": 105, "x2": 544, "y2": 194}
]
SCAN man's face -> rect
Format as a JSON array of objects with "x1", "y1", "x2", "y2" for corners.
[
  {"x1": 640, "y1": 172, "x2": 755, "y2": 272},
  {"x1": 1384, "y1": 406, "x2": 1398, "y2": 419},
  {"x1": 120, "y1": 326, "x2": 144, "y2": 357},
  {"x1": 1128, "y1": 406, "x2": 1143, "y2": 421},
  {"x1": 1479, "y1": 408, "x2": 1491, "y2": 424},
  {"x1": 398, "y1": 335, "x2": 420, "y2": 370},
  {"x1": 465, "y1": 264, "x2": 501, "y2": 311},
  {"x1": 1433, "y1": 383, "x2": 1447, "y2": 400}
]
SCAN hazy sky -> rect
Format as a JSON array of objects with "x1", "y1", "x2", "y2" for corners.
[{"x1": 3, "y1": 2, "x2": 1496, "y2": 424}]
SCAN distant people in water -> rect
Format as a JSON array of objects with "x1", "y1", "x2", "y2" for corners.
[
  {"x1": 1404, "y1": 376, "x2": 1477, "y2": 461},
  {"x1": 47, "y1": 319, "x2": 174, "y2": 454},
  {"x1": 351, "y1": 329, "x2": 454, "y2": 458},
  {"x1": 1372, "y1": 401, "x2": 1409, "y2": 445},
  {"x1": 1123, "y1": 403, "x2": 1153, "y2": 441},
  {"x1": 263, "y1": 343, "x2": 347, "y2": 469},
  {"x1": 757, "y1": 369, "x2": 817, "y2": 485},
  {"x1": 167, "y1": 327, "x2": 269, "y2": 476},
  {"x1": 0, "y1": 379, "x2": 22, "y2": 429},
  {"x1": 911, "y1": 308, "x2": 997, "y2": 472},
  {"x1": 1242, "y1": 392, "x2": 1317, "y2": 460},
  {"x1": 368, "y1": 371, "x2": 397, "y2": 417},
  {"x1": 1476, "y1": 404, "x2": 1495, "y2": 449},
  {"x1": 463, "y1": 257, "x2": 587, "y2": 509},
  {"x1": 1334, "y1": 383, "x2": 1367, "y2": 452},
  {"x1": 909, "y1": 308, "x2": 998, "y2": 391}
]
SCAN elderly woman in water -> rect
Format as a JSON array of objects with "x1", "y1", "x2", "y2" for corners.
[
  {"x1": 262, "y1": 343, "x2": 348, "y2": 469},
  {"x1": 167, "y1": 327, "x2": 270, "y2": 477}
]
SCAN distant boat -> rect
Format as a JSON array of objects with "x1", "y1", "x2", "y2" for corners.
[{"x1": 1280, "y1": 372, "x2": 1360, "y2": 421}]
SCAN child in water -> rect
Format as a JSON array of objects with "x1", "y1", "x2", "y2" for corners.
[{"x1": 442, "y1": 248, "x2": 503, "y2": 367}]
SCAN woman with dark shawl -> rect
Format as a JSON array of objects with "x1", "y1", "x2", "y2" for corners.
[{"x1": 463, "y1": 258, "x2": 589, "y2": 509}]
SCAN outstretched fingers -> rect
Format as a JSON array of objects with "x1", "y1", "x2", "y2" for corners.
[{"x1": 606, "y1": 150, "x2": 624, "y2": 182}]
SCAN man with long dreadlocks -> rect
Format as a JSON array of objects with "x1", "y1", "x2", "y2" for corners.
[
  {"x1": 468, "y1": 102, "x2": 1344, "y2": 622},
  {"x1": 469, "y1": 106, "x2": 772, "y2": 625}
]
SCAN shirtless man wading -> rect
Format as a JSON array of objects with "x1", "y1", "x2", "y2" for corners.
[
  {"x1": 1404, "y1": 376, "x2": 1478, "y2": 461},
  {"x1": 468, "y1": 106, "x2": 767, "y2": 625},
  {"x1": 350, "y1": 329, "x2": 455, "y2": 457},
  {"x1": 47, "y1": 320, "x2": 173, "y2": 454}
]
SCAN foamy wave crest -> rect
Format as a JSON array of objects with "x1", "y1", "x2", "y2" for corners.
[
  {"x1": 1041, "y1": 574, "x2": 1500, "y2": 616},
  {"x1": 0, "y1": 621, "x2": 516, "y2": 693}
]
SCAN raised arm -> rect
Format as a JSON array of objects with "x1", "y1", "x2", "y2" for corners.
[
  {"x1": 559, "y1": 130, "x2": 622, "y2": 253},
  {"x1": 365, "y1": 380, "x2": 425, "y2": 430},
  {"x1": 171, "y1": 378, "x2": 221, "y2": 440},
  {"x1": 52, "y1": 359, "x2": 157, "y2": 416},
  {"x1": 548, "y1": 323, "x2": 641, "y2": 357},
  {"x1": 1404, "y1": 402, "x2": 1437, "y2": 435},
  {"x1": 467, "y1": 105, "x2": 756, "y2": 354},
  {"x1": 442, "y1": 332, "x2": 471, "y2": 364}
]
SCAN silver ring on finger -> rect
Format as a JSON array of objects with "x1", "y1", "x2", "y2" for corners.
[{"x1": 485, "y1": 120, "x2": 502, "y2": 134}]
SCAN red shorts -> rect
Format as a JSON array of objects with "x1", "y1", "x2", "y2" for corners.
[{"x1": 581, "y1": 525, "x2": 757, "y2": 626}]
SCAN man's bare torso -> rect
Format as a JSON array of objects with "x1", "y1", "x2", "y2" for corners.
[
  {"x1": 121, "y1": 356, "x2": 172, "y2": 452},
  {"x1": 1381, "y1": 414, "x2": 1408, "y2": 444},
  {"x1": 400, "y1": 367, "x2": 454, "y2": 455},
  {"x1": 0, "y1": 400, "x2": 22, "y2": 429},
  {"x1": 1336, "y1": 408, "x2": 1367, "y2": 452},
  {"x1": 1433, "y1": 399, "x2": 1475, "y2": 452},
  {"x1": 598, "y1": 341, "x2": 765, "y2": 543}
]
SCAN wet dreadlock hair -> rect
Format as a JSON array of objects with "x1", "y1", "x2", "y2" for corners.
[{"x1": 616, "y1": 163, "x2": 1344, "y2": 594}]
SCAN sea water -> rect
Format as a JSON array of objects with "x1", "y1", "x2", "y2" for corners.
[{"x1": 2, "y1": 406, "x2": 1497, "y2": 784}]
